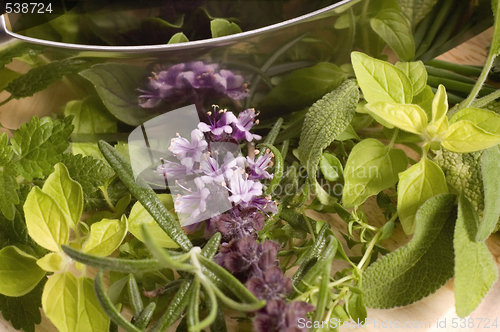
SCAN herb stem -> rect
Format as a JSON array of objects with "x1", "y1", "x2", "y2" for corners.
[
  {"x1": 388, "y1": 128, "x2": 399, "y2": 150},
  {"x1": 327, "y1": 275, "x2": 355, "y2": 289},
  {"x1": 101, "y1": 186, "x2": 115, "y2": 211},
  {"x1": 357, "y1": 231, "x2": 382, "y2": 271},
  {"x1": 301, "y1": 208, "x2": 316, "y2": 242},
  {"x1": 0, "y1": 96, "x2": 13, "y2": 108},
  {"x1": 470, "y1": 89, "x2": 500, "y2": 109}
]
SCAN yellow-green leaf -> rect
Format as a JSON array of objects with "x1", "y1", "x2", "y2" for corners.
[
  {"x1": 0, "y1": 246, "x2": 46, "y2": 297},
  {"x1": 351, "y1": 52, "x2": 413, "y2": 104},
  {"x1": 442, "y1": 120, "x2": 500, "y2": 153},
  {"x1": 450, "y1": 107, "x2": 500, "y2": 134},
  {"x1": 37, "y1": 252, "x2": 66, "y2": 273},
  {"x1": 427, "y1": 84, "x2": 449, "y2": 135},
  {"x1": 397, "y1": 158, "x2": 448, "y2": 234},
  {"x1": 76, "y1": 277, "x2": 110, "y2": 332},
  {"x1": 83, "y1": 215, "x2": 128, "y2": 256},
  {"x1": 395, "y1": 61, "x2": 427, "y2": 95},
  {"x1": 42, "y1": 163, "x2": 83, "y2": 225},
  {"x1": 365, "y1": 101, "x2": 428, "y2": 134},
  {"x1": 128, "y1": 194, "x2": 179, "y2": 248},
  {"x1": 371, "y1": 9, "x2": 415, "y2": 61},
  {"x1": 24, "y1": 187, "x2": 71, "y2": 252}
]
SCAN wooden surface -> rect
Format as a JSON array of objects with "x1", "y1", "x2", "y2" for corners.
[{"x1": 1, "y1": 28, "x2": 500, "y2": 332}]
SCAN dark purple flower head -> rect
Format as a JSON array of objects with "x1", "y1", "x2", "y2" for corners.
[
  {"x1": 139, "y1": 62, "x2": 248, "y2": 108},
  {"x1": 246, "y1": 267, "x2": 292, "y2": 302},
  {"x1": 208, "y1": 206, "x2": 265, "y2": 242},
  {"x1": 254, "y1": 299, "x2": 315, "y2": 332},
  {"x1": 247, "y1": 150, "x2": 274, "y2": 180},
  {"x1": 233, "y1": 109, "x2": 262, "y2": 142}
]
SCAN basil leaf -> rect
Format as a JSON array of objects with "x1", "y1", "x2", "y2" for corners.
[
  {"x1": 42, "y1": 163, "x2": 83, "y2": 226},
  {"x1": 320, "y1": 153, "x2": 343, "y2": 182},
  {"x1": 442, "y1": 120, "x2": 500, "y2": 153},
  {"x1": 397, "y1": 158, "x2": 448, "y2": 234},
  {"x1": 128, "y1": 194, "x2": 179, "y2": 248},
  {"x1": 64, "y1": 97, "x2": 117, "y2": 135},
  {"x1": 168, "y1": 32, "x2": 189, "y2": 44},
  {"x1": 0, "y1": 246, "x2": 46, "y2": 297},
  {"x1": 11, "y1": 116, "x2": 74, "y2": 181},
  {"x1": 343, "y1": 139, "x2": 408, "y2": 208},
  {"x1": 42, "y1": 272, "x2": 109, "y2": 332},
  {"x1": 450, "y1": 108, "x2": 500, "y2": 134},
  {"x1": 24, "y1": 187, "x2": 71, "y2": 252},
  {"x1": 84, "y1": 216, "x2": 128, "y2": 257},
  {"x1": 477, "y1": 146, "x2": 500, "y2": 241},
  {"x1": 351, "y1": 52, "x2": 413, "y2": 104},
  {"x1": 298, "y1": 80, "x2": 358, "y2": 204},
  {"x1": 395, "y1": 61, "x2": 427, "y2": 96},
  {"x1": 371, "y1": 9, "x2": 415, "y2": 61},
  {"x1": 454, "y1": 196, "x2": 498, "y2": 317},
  {"x1": 362, "y1": 193, "x2": 456, "y2": 308},
  {"x1": 261, "y1": 62, "x2": 347, "y2": 112},
  {"x1": 80, "y1": 64, "x2": 152, "y2": 126},
  {"x1": 6, "y1": 59, "x2": 86, "y2": 99},
  {"x1": 365, "y1": 101, "x2": 428, "y2": 134},
  {"x1": 211, "y1": 19, "x2": 242, "y2": 38}
]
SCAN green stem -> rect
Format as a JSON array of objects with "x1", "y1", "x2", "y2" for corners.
[
  {"x1": 470, "y1": 89, "x2": 500, "y2": 109},
  {"x1": 0, "y1": 96, "x2": 13, "y2": 107},
  {"x1": 100, "y1": 186, "x2": 115, "y2": 211},
  {"x1": 301, "y1": 208, "x2": 316, "y2": 242},
  {"x1": 357, "y1": 231, "x2": 382, "y2": 271},
  {"x1": 388, "y1": 128, "x2": 399, "y2": 149}
]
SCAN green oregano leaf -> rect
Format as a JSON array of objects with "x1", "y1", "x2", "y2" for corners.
[
  {"x1": 83, "y1": 216, "x2": 128, "y2": 257},
  {"x1": 343, "y1": 139, "x2": 408, "y2": 208},
  {"x1": 298, "y1": 79, "x2": 358, "y2": 184},
  {"x1": 319, "y1": 153, "x2": 343, "y2": 182},
  {"x1": 6, "y1": 58, "x2": 86, "y2": 99},
  {"x1": 397, "y1": 158, "x2": 448, "y2": 234},
  {"x1": 395, "y1": 61, "x2": 427, "y2": 96},
  {"x1": 442, "y1": 120, "x2": 500, "y2": 153},
  {"x1": 449, "y1": 108, "x2": 500, "y2": 134},
  {"x1": 362, "y1": 193, "x2": 456, "y2": 308},
  {"x1": 370, "y1": 9, "x2": 415, "y2": 61},
  {"x1": 454, "y1": 196, "x2": 498, "y2": 317},
  {"x1": 351, "y1": 52, "x2": 413, "y2": 104}
]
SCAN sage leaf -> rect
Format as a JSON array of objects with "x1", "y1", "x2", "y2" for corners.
[
  {"x1": 0, "y1": 246, "x2": 46, "y2": 297},
  {"x1": 261, "y1": 62, "x2": 347, "y2": 112},
  {"x1": 210, "y1": 19, "x2": 242, "y2": 38},
  {"x1": 128, "y1": 194, "x2": 179, "y2": 248},
  {"x1": 299, "y1": 79, "x2": 358, "y2": 179},
  {"x1": 477, "y1": 146, "x2": 500, "y2": 241},
  {"x1": 24, "y1": 187, "x2": 71, "y2": 252},
  {"x1": 454, "y1": 196, "x2": 498, "y2": 317},
  {"x1": 80, "y1": 64, "x2": 152, "y2": 126},
  {"x1": 362, "y1": 193, "x2": 456, "y2": 308},
  {"x1": 370, "y1": 9, "x2": 415, "y2": 61},
  {"x1": 395, "y1": 61, "x2": 427, "y2": 95},
  {"x1": 42, "y1": 272, "x2": 109, "y2": 332},
  {"x1": 6, "y1": 58, "x2": 86, "y2": 99},
  {"x1": 450, "y1": 108, "x2": 500, "y2": 134},
  {"x1": 397, "y1": 158, "x2": 448, "y2": 234},
  {"x1": 83, "y1": 216, "x2": 128, "y2": 257},
  {"x1": 351, "y1": 52, "x2": 413, "y2": 104},
  {"x1": 42, "y1": 163, "x2": 83, "y2": 226},
  {"x1": 365, "y1": 101, "x2": 428, "y2": 135},
  {"x1": 442, "y1": 120, "x2": 500, "y2": 153},
  {"x1": 343, "y1": 139, "x2": 408, "y2": 208}
]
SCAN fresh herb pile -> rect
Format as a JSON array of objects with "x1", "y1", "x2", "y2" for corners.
[{"x1": 1, "y1": 0, "x2": 500, "y2": 331}]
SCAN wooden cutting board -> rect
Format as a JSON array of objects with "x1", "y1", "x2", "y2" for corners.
[{"x1": 1, "y1": 29, "x2": 499, "y2": 332}]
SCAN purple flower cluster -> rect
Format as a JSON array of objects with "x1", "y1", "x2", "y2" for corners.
[
  {"x1": 213, "y1": 236, "x2": 313, "y2": 332},
  {"x1": 139, "y1": 62, "x2": 249, "y2": 108},
  {"x1": 157, "y1": 106, "x2": 276, "y2": 229}
]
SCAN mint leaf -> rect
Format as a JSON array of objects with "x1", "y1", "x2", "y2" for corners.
[
  {"x1": 362, "y1": 193, "x2": 456, "y2": 308},
  {"x1": 79, "y1": 63, "x2": 151, "y2": 126},
  {"x1": 261, "y1": 62, "x2": 347, "y2": 112},
  {"x1": 211, "y1": 18, "x2": 242, "y2": 38},
  {"x1": 0, "y1": 44, "x2": 44, "y2": 69},
  {"x1": 11, "y1": 116, "x2": 74, "y2": 181},
  {"x1": 61, "y1": 153, "x2": 114, "y2": 196},
  {"x1": 299, "y1": 79, "x2": 358, "y2": 180},
  {"x1": 454, "y1": 196, "x2": 498, "y2": 317},
  {"x1": 0, "y1": 68, "x2": 22, "y2": 92},
  {"x1": 6, "y1": 59, "x2": 86, "y2": 99},
  {"x1": 0, "y1": 133, "x2": 13, "y2": 166},
  {"x1": 477, "y1": 146, "x2": 500, "y2": 241},
  {"x1": 0, "y1": 163, "x2": 20, "y2": 220},
  {"x1": 0, "y1": 277, "x2": 46, "y2": 332},
  {"x1": 343, "y1": 139, "x2": 408, "y2": 208}
]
